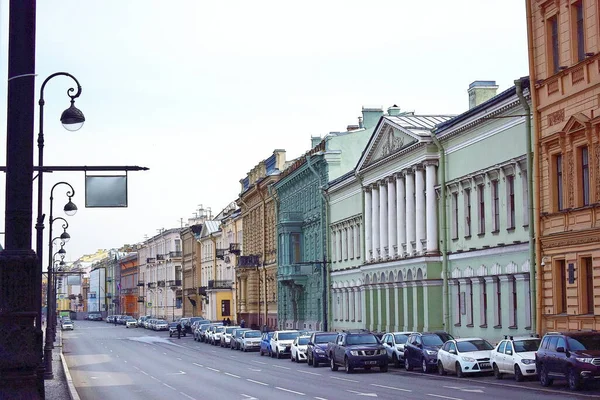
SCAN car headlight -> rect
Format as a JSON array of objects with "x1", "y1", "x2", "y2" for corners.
[
  {"x1": 350, "y1": 351, "x2": 359, "y2": 356},
  {"x1": 461, "y1": 356, "x2": 476, "y2": 362},
  {"x1": 426, "y1": 350, "x2": 438, "y2": 356},
  {"x1": 520, "y1": 359, "x2": 535, "y2": 365},
  {"x1": 379, "y1": 349, "x2": 387, "y2": 355},
  {"x1": 576, "y1": 357, "x2": 595, "y2": 364},
  {"x1": 315, "y1": 348, "x2": 325, "y2": 354}
]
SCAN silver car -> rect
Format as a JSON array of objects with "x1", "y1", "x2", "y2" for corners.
[{"x1": 240, "y1": 330, "x2": 262, "y2": 352}]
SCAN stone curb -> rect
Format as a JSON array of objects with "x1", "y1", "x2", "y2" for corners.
[{"x1": 59, "y1": 331, "x2": 80, "y2": 400}]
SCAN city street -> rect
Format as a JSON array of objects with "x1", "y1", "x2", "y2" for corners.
[{"x1": 62, "y1": 321, "x2": 600, "y2": 400}]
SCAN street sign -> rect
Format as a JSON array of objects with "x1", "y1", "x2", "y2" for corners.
[{"x1": 147, "y1": 302, "x2": 152, "y2": 307}]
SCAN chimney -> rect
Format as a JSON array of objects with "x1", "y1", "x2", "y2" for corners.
[
  {"x1": 468, "y1": 80, "x2": 498, "y2": 109},
  {"x1": 311, "y1": 136, "x2": 322, "y2": 148},
  {"x1": 387, "y1": 104, "x2": 401, "y2": 116},
  {"x1": 361, "y1": 107, "x2": 384, "y2": 129}
]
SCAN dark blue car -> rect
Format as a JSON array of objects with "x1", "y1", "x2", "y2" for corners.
[
  {"x1": 307, "y1": 332, "x2": 338, "y2": 367},
  {"x1": 259, "y1": 332, "x2": 274, "y2": 357}
]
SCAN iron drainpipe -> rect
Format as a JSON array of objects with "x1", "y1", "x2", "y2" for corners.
[
  {"x1": 258, "y1": 188, "x2": 268, "y2": 326},
  {"x1": 515, "y1": 78, "x2": 537, "y2": 334},
  {"x1": 429, "y1": 129, "x2": 450, "y2": 333},
  {"x1": 306, "y1": 153, "x2": 330, "y2": 332},
  {"x1": 268, "y1": 184, "x2": 280, "y2": 330}
]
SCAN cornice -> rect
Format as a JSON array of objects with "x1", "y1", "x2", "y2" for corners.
[{"x1": 540, "y1": 229, "x2": 600, "y2": 250}]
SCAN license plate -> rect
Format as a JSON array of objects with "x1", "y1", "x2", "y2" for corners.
[
  {"x1": 479, "y1": 362, "x2": 491, "y2": 369},
  {"x1": 365, "y1": 361, "x2": 378, "y2": 365}
]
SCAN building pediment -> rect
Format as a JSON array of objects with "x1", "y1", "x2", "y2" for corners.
[
  {"x1": 562, "y1": 112, "x2": 590, "y2": 135},
  {"x1": 358, "y1": 121, "x2": 420, "y2": 171}
]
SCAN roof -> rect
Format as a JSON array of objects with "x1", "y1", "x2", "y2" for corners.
[
  {"x1": 387, "y1": 114, "x2": 454, "y2": 134},
  {"x1": 203, "y1": 221, "x2": 220, "y2": 235},
  {"x1": 454, "y1": 337, "x2": 487, "y2": 342}
]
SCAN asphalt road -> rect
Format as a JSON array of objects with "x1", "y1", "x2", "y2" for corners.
[{"x1": 63, "y1": 321, "x2": 600, "y2": 400}]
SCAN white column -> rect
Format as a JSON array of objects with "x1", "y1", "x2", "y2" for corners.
[
  {"x1": 394, "y1": 285, "x2": 400, "y2": 331},
  {"x1": 359, "y1": 286, "x2": 365, "y2": 323},
  {"x1": 377, "y1": 284, "x2": 383, "y2": 332},
  {"x1": 337, "y1": 228, "x2": 343, "y2": 262},
  {"x1": 386, "y1": 284, "x2": 392, "y2": 332},
  {"x1": 517, "y1": 274, "x2": 531, "y2": 329},
  {"x1": 425, "y1": 161, "x2": 438, "y2": 253},
  {"x1": 422, "y1": 282, "x2": 430, "y2": 332},
  {"x1": 348, "y1": 224, "x2": 354, "y2": 260},
  {"x1": 350, "y1": 288, "x2": 356, "y2": 322},
  {"x1": 341, "y1": 227, "x2": 347, "y2": 261},
  {"x1": 364, "y1": 190, "x2": 372, "y2": 261},
  {"x1": 379, "y1": 182, "x2": 388, "y2": 260},
  {"x1": 402, "y1": 283, "x2": 409, "y2": 331},
  {"x1": 387, "y1": 178, "x2": 397, "y2": 258},
  {"x1": 369, "y1": 285, "x2": 375, "y2": 331},
  {"x1": 396, "y1": 174, "x2": 406, "y2": 256},
  {"x1": 352, "y1": 223, "x2": 359, "y2": 259},
  {"x1": 372, "y1": 185, "x2": 380, "y2": 260},
  {"x1": 331, "y1": 229, "x2": 337, "y2": 262},
  {"x1": 345, "y1": 289, "x2": 350, "y2": 321},
  {"x1": 415, "y1": 166, "x2": 426, "y2": 255},
  {"x1": 405, "y1": 171, "x2": 416, "y2": 256},
  {"x1": 412, "y1": 282, "x2": 420, "y2": 332}
]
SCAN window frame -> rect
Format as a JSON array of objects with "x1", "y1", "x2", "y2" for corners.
[
  {"x1": 492, "y1": 180, "x2": 500, "y2": 232},
  {"x1": 547, "y1": 14, "x2": 560, "y2": 75},
  {"x1": 581, "y1": 146, "x2": 590, "y2": 206},
  {"x1": 556, "y1": 154, "x2": 564, "y2": 211},
  {"x1": 464, "y1": 188, "x2": 472, "y2": 238},
  {"x1": 451, "y1": 192, "x2": 459, "y2": 240},
  {"x1": 478, "y1": 184, "x2": 485, "y2": 235},
  {"x1": 573, "y1": 1, "x2": 585, "y2": 62},
  {"x1": 507, "y1": 175, "x2": 515, "y2": 229}
]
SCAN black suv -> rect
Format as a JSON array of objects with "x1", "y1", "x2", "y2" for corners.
[
  {"x1": 536, "y1": 331, "x2": 600, "y2": 390},
  {"x1": 404, "y1": 331, "x2": 454, "y2": 373}
]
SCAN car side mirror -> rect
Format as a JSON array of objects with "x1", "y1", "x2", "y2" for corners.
[
  {"x1": 449, "y1": 349, "x2": 456, "y2": 355},
  {"x1": 308, "y1": 342, "x2": 314, "y2": 346},
  {"x1": 417, "y1": 343, "x2": 423, "y2": 348},
  {"x1": 387, "y1": 342, "x2": 393, "y2": 346},
  {"x1": 556, "y1": 346, "x2": 565, "y2": 353},
  {"x1": 506, "y1": 350, "x2": 512, "y2": 356}
]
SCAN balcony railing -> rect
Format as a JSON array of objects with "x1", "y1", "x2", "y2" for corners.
[
  {"x1": 169, "y1": 251, "x2": 182, "y2": 258},
  {"x1": 277, "y1": 264, "x2": 312, "y2": 283},
  {"x1": 157, "y1": 280, "x2": 165, "y2": 287},
  {"x1": 229, "y1": 243, "x2": 241, "y2": 255},
  {"x1": 198, "y1": 286, "x2": 207, "y2": 296},
  {"x1": 147, "y1": 282, "x2": 156, "y2": 289},
  {"x1": 279, "y1": 211, "x2": 303, "y2": 223},
  {"x1": 137, "y1": 296, "x2": 145, "y2": 302},
  {"x1": 208, "y1": 280, "x2": 232, "y2": 290},
  {"x1": 216, "y1": 248, "x2": 227, "y2": 259},
  {"x1": 156, "y1": 254, "x2": 165, "y2": 261},
  {"x1": 167, "y1": 280, "x2": 182, "y2": 287},
  {"x1": 137, "y1": 280, "x2": 145, "y2": 286},
  {"x1": 238, "y1": 255, "x2": 260, "y2": 268},
  {"x1": 146, "y1": 257, "x2": 155, "y2": 264}
]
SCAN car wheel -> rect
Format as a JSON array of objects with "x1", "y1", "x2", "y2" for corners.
[
  {"x1": 344, "y1": 357, "x2": 353, "y2": 374},
  {"x1": 291, "y1": 354, "x2": 295, "y2": 362},
  {"x1": 456, "y1": 362, "x2": 464, "y2": 378},
  {"x1": 568, "y1": 368, "x2": 582, "y2": 391},
  {"x1": 438, "y1": 361, "x2": 446, "y2": 376},
  {"x1": 243, "y1": 347, "x2": 247, "y2": 353},
  {"x1": 276, "y1": 350, "x2": 281, "y2": 359},
  {"x1": 422, "y1": 358, "x2": 430, "y2": 373},
  {"x1": 380, "y1": 364, "x2": 388, "y2": 373},
  {"x1": 493, "y1": 363, "x2": 502, "y2": 379},
  {"x1": 169, "y1": 333, "x2": 172, "y2": 337},
  {"x1": 393, "y1": 354, "x2": 400, "y2": 368},
  {"x1": 260, "y1": 349, "x2": 264, "y2": 356},
  {"x1": 330, "y1": 356, "x2": 338, "y2": 371},
  {"x1": 405, "y1": 356, "x2": 413, "y2": 371},
  {"x1": 514, "y1": 364, "x2": 524, "y2": 382},
  {"x1": 539, "y1": 364, "x2": 553, "y2": 387},
  {"x1": 313, "y1": 357, "x2": 319, "y2": 368}
]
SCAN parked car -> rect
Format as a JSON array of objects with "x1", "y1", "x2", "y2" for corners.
[
  {"x1": 536, "y1": 331, "x2": 600, "y2": 391},
  {"x1": 61, "y1": 318, "x2": 74, "y2": 331},
  {"x1": 437, "y1": 338, "x2": 494, "y2": 377},
  {"x1": 221, "y1": 326, "x2": 241, "y2": 347},
  {"x1": 491, "y1": 336, "x2": 541, "y2": 381},
  {"x1": 307, "y1": 332, "x2": 338, "y2": 367},
  {"x1": 259, "y1": 332, "x2": 274, "y2": 356},
  {"x1": 195, "y1": 323, "x2": 217, "y2": 342},
  {"x1": 154, "y1": 319, "x2": 169, "y2": 331},
  {"x1": 137, "y1": 315, "x2": 150, "y2": 327},
  {"x1": 106, "y1": 315, "x2": 114, "y2": 323},
  {"x1": 212, "y1": 326, "x2": 226, "y2": 345},
  {"x1": 124, "y1": 316, "x2": 138, "y2": 328},
  {"x1": 169, "y1": 322, "x2": 186, "y2": 337},
  {"x1": 240, "y1": 330, "x2": 262, "y2": 352},
  {"x1": 270, "y1": 330, "x2": 300, "y2": 358},
  {"x1": 87, "y1": 313, "x2": 102, "y2": 321},
  {"x1": 231, "y1": 328, "x2": 250, "y2": 350},
  {"x1": 381, "y1": 331, "x2": 415, "y2": 367},
  {"x1": 205, "y1": 324, "x2": 222, "y2": 344},
  {"x1": 186, "y1": 317, "x2": 209, "y2": 334},
  {"x1": 328, "y1": 331, "x2": 388, "y2": 373},
  {"x1": 143, "y1": 318, "x2": 153, "y2": 329},
  {"x1": 404, "y1": 332, "x2": 453, "y2": 373},
  {"x1": 291, "y1": 336, "x2": 310, "y2": 362}
]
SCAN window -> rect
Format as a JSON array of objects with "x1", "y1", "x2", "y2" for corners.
[
  {"x1": 464, "y1": 188, "x2": 472, "y2": 237},
  {"x1": 582, "y1": 146, "x2": 590, "y2": 206},
  {"x1": 507, "y1": 175, "x2": 515, "y2": 229},
  {"x1": 478, "y1": 184, "x2": 485, "y2": 234},
  {"x1": 548, "y1": 15, "x2": 560, "y2": 74},
  {"x1": 497, "y1": 341, "x2": 506, "y2": 354},
  {"x1": 468, "y1": 280, "x2": 473, "y2": 326},
  {"x1": 492, "y1": 180, "x2": 500, "y2": 232},
  {"x1": 290, "y1": 233, "x2": 302, "y2": 264},
  {"x1": 496, "y1": 278, "x2": 502, "y2": 327},
  {"x1": 583, "y1": 257, "x2": 594, "y2": 314},
  {"x1": 556, "y1": 155, "x2": 564, "y2": 210},
  {"x1": 510, "y1": 276, "x2": 518, "y2": 328},
  {"x1": 481, "y1": 279, "x2": 488, "y2": 327},
  {"x1": 556, "y1": 259, "x2": 567, "y2": 313},
  {"x1": 573, "y1": 1, "x2": 585, "y2": 62},
  {"x1": 452, "y1": 192, "x2": 459, "y2": 239},
  {"x1": 221, "y1": 299, "x2": 231, "y2": 316}
]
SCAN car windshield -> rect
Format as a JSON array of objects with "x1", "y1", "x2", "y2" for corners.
[
  {"x1": 346, "y1": 334, "x2": 378, "y2": 345},
  {"x1": 394, "y1": 334, "x2": 409, "y2": 343},
  {"x1": 190, "y1": 317, "x2": 205, "y2": 323},
  {"x1": 216, "y1": 327, "x2": 226, "y2": 333},
  {"x1": 422, "y1": 335, "x2": 444, "y2": 346},
  {"x1": 567, "y1": 335, "x2": 600, "y2": 351},
  {"x1": 226, "y1": 327, "x2": 237, "y2": 334},
  {"x1": 169, "y1": 322, "x2": 179, "y2": 327},
  {"x1": 315, "y1": 334, "x2": 338, "y2": 344},
  {"x1": 278, "y1": 332, "x2": 300, "y2": 340},
  {"x1": 264, "y1": 333, "x2": 274, "y2": 340},
  {"x1": 244, "y1": 331, "x2": 261, "y2": 338},
  {"x1": 514, "y1": 339, "x2": 541, "y2": 352},
  {"x1": 435, "y1": 332, "x2": 454, "y2": 343},
  {"x1": 157, "y1": 320, "x2": 167, "y2": 324},
  {"x1": 235, "y1": 330, "x2": 248, "y2": 337},
  {"x1": 298, "y1": 337, "x2": 310, "y2": 345},
  {"x1": 457, "y1": 339, "x2": 494, "y2": 352}
]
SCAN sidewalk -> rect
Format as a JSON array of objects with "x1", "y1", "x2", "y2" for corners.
[{"x1": 44, "y1": 325, "x2": 80, "y2": 400}]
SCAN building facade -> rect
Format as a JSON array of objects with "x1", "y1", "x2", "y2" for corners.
[
  {"x1": 237, "y1": 150, "x2": 286, "y2": 330},
  {"x1": 119, "y1": 252, "x2": 140, "y2": 318},
  {"x1": 527, "y1": 0, "x2": 600, "y2": 332},
  {"x1": 217, "y1": 204, "x2": 242, "y2": 325},
  {"x1": 181, "y1": 223, "x2": 202, "y2": 317}
]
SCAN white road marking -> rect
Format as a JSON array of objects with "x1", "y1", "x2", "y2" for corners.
[
  {"x1": 180, "y1": 392, "x2": 196, "y2": 400},
  {"x1": 206, "y1": 367, "x2": 220, "y2": 372},
  {"x1": 249, "y1": 368, "x2": 262, "y2": 372},
  {"x1": 330, "y1": 376, "x2": 359, "y2": 383},
  {"x1": 150, "y1": 376, "x2": 160, "y2": 381},
  {"x1": 116, "y1": 355, "x2": 119, "y2": 358},
  {"x1": 370, "y1": 384, "x2": 411, "y2": 392},
  {"x1": 193, "y1": 363, "x2": 204, "y2": 367},
  {"x1": 276, "y1": 387, "x2": 305, "y2": 396},
  {"x1": 272, "y1": 365, "x2": 291, "y2": 370},
  {"x1": 163, "y1": 352, "x2": 167, "y2": 355},
  {"x1": 253, "y1": 361, "x2": 267, "y2": 365},
  {"x1": 167, "y1": 371, "x2": 187, "y2": 375},
  {"x1": 140, "y1": 371, "x2": 149, "y2": 376},
  {"x1": 133, "y1": 366, "x2": 139, "y2": 370},
  {"x1": 225, "y1": 372, "x2": 240, "y2": 378},
  {"x1": 246, "y1": 379, "x2": 269, "y2": 386},
  {"x1": 314, "y1": 397, "x2": 328, "y2": 400},
  {"x1": 427, "y1": 395, "x2": 463, "y2": 400},
  {"x1": 347, "y1": 390, "x2": 377, "y2": 397},
  {"x1": 297, "y1": 370, "x2": 321, "y2": 376},
  {"x1": 177, "y1": 358, "x2": 182, "y2": 360},
  {"x1": 230, "y1": 355, "x2": 237, "y2": 358},
  {"x1": 163, "y1": 383, "x2": 177, "y2": 390},
  {"x1": 241, "y1": 395, "x2": 258, "y2": 400},
  {"x1": 211, "y1": 350, "x2": 217, "y2": 353}
]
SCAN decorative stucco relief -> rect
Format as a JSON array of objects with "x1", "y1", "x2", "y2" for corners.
[{"x1": 596, "y1": 142, "x2": 600, "y2": 202}]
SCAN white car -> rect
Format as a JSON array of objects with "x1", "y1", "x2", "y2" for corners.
[
  {"x1": 291, "y1": 336, "x2": 310, "y2": 362},
  {"x1": 240, "y1": 330, "x2": 262, "y2": 352},
  {"x1": 154, "y1": 319, "x2": 168, "y2": 331},
  {"x1": 382, "y1": 332, "x2": 415, "y2": 367},
  {"x1": 221, "y1": 326, "x2": 240, "y2": 347},
  {"x1": 212, "y1": 326, "x2": 226, "y2": 345},
  {"x1": 124, "y1": 317, "x2": 137, "y2": 328},
  {"x1": 270, "y1": 330, "x2": 300, "y2": 359},
  {"x1": 61, "y1": 319, "x2": 74, "y2": 331},
  {"x1": 491, "y1": 336, "x2": 541, "y2": 381},
  {"x1": 437, "y1": 338, "x2": 494, "y2": 377}
]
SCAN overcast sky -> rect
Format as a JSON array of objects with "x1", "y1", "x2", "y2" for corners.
[{"x1": 0, "y1": 1, "x2": 529, "y2": 264}]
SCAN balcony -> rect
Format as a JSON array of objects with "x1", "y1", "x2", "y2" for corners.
[
  {"x1": 184, "y1": 287, "x2": 197, "y2": 296},
  {"x1": 279, "y1": 211, "x2": 303, "y2": 223},
  {"x1": 208, "y1": 280, "x2": 232, "y2": 290},
  {"x1": 156, "y1": 254, "x2": 165, "y2": 261},
  {"x1": 238, "y1": 255, "x2": 260, "y2": 268},
  {"x1": 157, "y1": 280, "x2": 166, "y2": 287},
  {"x1": 216, "y1": 248, "x2": 227, "y2": 260},
  {"x1": 168, "y1": 280, "x2": 182, "y2": 287},
  {"x1": 147, "y1": 282, "x2": 156, "y2": 289},
  {"x1": 229, "y1": 243, "x2": 241, "y2": 255},
  {"x1": 137, "y1": 296, "x2": 145, "y2": 302},
  {"x1": 137, "y1": 280, "x2": 145, "y2": 286},
  {"x1": 146, "y1": 257, "x2": 156, "y2": 264},
  {"x1": 198, "y1": 286, "x2": 207, "y2": 296},
  {"x1": 169, "y1": 251, "x2": 182, "y2": 258},
  {"x1": 277, "y1": 264, "x2": 312, "y2": 285}
]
